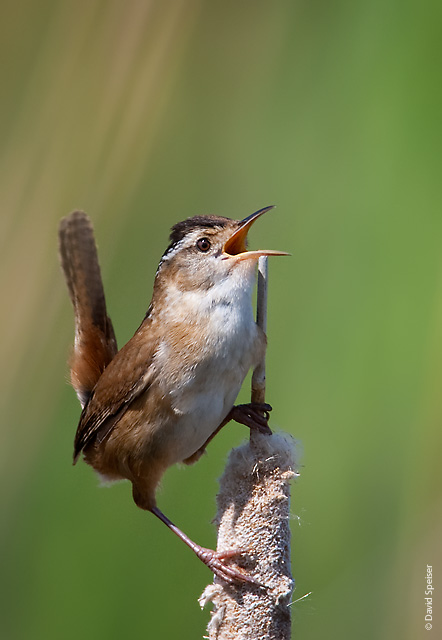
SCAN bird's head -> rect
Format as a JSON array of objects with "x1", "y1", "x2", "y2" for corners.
[{"x1": 155, "y1": 206, "x2": 288, "y2": 295}]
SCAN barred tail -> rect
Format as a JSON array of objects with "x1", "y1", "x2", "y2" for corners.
[{"x1": 58, "y1": 211, "x2": 118, "y2": 406}]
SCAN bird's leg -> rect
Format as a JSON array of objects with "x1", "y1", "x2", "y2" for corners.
[
  {"x1": 182, "y1": 402, "x2": 272, "y2": 465},
  {"x1": 150, "y1": 506, "x2": 256, "y2": 584}
]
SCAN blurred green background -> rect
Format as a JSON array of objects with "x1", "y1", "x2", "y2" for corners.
[{"x1": 1, "y1": 1, "x2": 440, "y2": 638}]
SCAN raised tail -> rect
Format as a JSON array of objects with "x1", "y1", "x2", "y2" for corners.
[{"x1": 58, "y1": 211, "x2": 118, "y2": 407}]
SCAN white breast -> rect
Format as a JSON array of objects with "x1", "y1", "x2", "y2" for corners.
[{"x1": 154, "y1": 270, "x2": 262, "y2": 463}]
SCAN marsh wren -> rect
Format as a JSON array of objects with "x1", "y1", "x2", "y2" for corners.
[{"x1": 59, "y1": 207, "x2": 288, "y2": 583}]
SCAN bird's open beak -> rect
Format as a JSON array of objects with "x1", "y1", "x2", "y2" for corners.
[{"x1": 223, "y1": 206, "x2": 290, "y2": 261}]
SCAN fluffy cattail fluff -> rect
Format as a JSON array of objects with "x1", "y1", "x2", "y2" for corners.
[{"x1": 200, "y1": 432, "x2": 298, "y2": 640}]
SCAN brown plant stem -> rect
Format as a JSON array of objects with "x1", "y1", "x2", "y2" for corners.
[{"x1": 200, "y1": 257, "x2": 297, "y2": 639}]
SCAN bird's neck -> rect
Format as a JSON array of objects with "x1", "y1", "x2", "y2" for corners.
[{"x1": 150, "y1": 267, "x2": 257, "y2": 336}]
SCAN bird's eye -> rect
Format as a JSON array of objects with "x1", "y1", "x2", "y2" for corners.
[{"x1": 196, "y1": 237, "x2": 211, "y2": 252}]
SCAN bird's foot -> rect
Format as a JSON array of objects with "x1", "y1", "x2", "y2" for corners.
[
  {"x1": 230, "y1": 403, "x2": 272, "y2": 435},
  {"x1": 151, "y1": 506, "x2": 259, "y2": 585},
  {"x1": 196, "y1": 546, "x2": 258, "y2": 584}
]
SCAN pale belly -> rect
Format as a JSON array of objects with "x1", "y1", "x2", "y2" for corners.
[
  {"x1": 143, "y1": 269, "x2": 265, "y2": 465},
  {"x1": 154, "y1": 312, "x2": 263, "y2": 464}
]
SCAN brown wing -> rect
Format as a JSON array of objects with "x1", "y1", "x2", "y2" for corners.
[
  {"x1": 59, "y1": 211, "x2": 118, "y2": 407},
  {"x1": 73, "y1": 321, "x2": 156, "y2": 462}
]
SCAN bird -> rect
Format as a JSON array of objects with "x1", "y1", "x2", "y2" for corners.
[{"x1": 58, "y1": 206, "x2": 288, "y2": 583}]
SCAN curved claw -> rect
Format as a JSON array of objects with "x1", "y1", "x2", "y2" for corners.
[
  {"x1": 214, "y1": 547, "x2": 249, "y2": 559},
  {"x1": 231, "y1": 403, "x2": 273, "y2": 435},
  {"x1": 196, "y1": 546, "x2": 258, "y2": 585}
]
